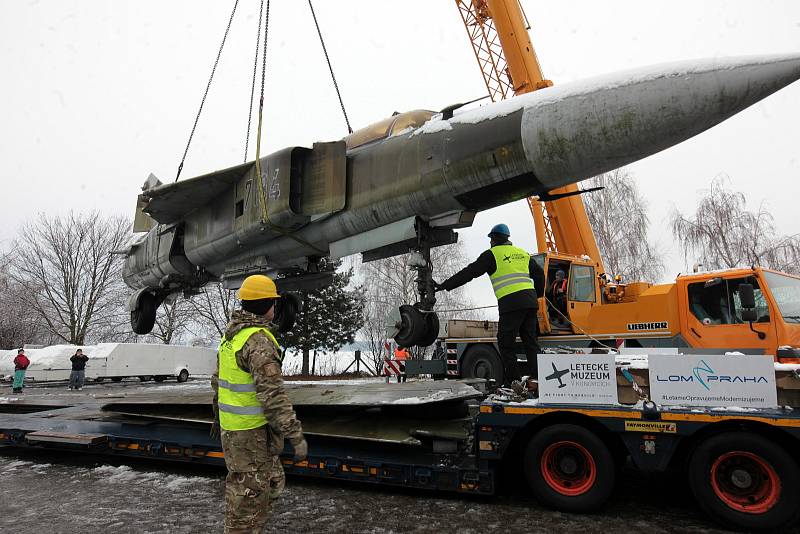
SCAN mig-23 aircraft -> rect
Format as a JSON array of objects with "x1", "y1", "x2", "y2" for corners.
[{"x1": 123, "y1": 54, "x2": 800, "y2": 347}]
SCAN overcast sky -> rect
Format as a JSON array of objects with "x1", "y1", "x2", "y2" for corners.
[{"x1": 1, "y1": 0, "x2": 798, "y2": 310}]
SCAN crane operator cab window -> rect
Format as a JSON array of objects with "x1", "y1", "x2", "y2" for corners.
[
  {"x1": 546, "y1": 261, "x2": 571, "y2": 328},
  {"x1": 688, "y1": 277, "x2": 770, "y2": 325}
]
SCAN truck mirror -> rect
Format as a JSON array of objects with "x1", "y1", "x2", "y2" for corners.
[
  {"x1": 741, "y1": 308, "x2": 757, "y2": 322},
  {"x1": 738, "y1": 283, "x2": 756, "y2": 309}
]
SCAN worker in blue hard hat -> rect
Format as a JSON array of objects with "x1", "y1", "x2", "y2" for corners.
[{"x1": 434, "y1": 224, "x2": 544, "y2": 387}]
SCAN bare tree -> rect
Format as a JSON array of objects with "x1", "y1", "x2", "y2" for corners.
[
  {"x1": 583, "y1": 168, "x2": 664, "y2": 282},
  {"x1": 0, "y1": 252, "x2": 42, "y2": 348},
  {"x1": 189, "y1": 282, "x2": 236, "y2": 342},
  {"x1": 148, "y1": 297, "x2": 194, "y2": 345},
  {"x1": 671, "y1": 176, "x2": 800, "y2": 274},
  {"x1": 358, "y1": 241, "x2": 478, "y2": 373},
  {"x1": 9, "y1": 212, "x2": 131, "y2": 345}
]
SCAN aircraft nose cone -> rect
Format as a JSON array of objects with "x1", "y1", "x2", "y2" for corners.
[{"x1": 521, "y1": 53, "x2": 800, "y2": 189}]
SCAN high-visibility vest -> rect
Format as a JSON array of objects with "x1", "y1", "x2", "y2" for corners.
[
  {"x1": 217, "y1": 326, "x2": 281, "y2": 431},
  {"x1": 489, "y1": 245, "x2": 535, "y2": 299},
  {"x1": 552, "y1": 279, "x2": 567, "y2": 294}
]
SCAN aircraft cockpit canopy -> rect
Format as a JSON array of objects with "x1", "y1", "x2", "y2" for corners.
[{"x1": 344, "y1": 110, "x2": 434, "y2": 149}]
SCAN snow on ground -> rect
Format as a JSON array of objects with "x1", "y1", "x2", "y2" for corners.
[{"x1": 0, "y1": 451, "x2": 768, "y2": 534}]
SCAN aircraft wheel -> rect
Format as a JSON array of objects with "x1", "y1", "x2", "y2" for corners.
[
  {"x1": 131, "y1": 292, "x2": 158, "y2": 335},
  {"x1": 394, "y1": 305, "x2": 426, "y2": 348},
  {"x1": 688, "y1": 432, "x2": 800, "y2": 531},
  {"x1": 524, "y1": 424, "x2": 616, "y2": 513},
  {"x1": 275, "y1": 293, "x2": 301, "y2": 333},
  {"x1": 417, "y1": 312, "x2": 440, "y2": 347}
]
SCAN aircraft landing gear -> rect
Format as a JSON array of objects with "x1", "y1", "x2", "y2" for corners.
[
  {"x1": 129, "y1": 289, "x2": 162, "y2": 335},
  {"x1": 391, "y1": 221, "x2": 442, "y2": 348}
]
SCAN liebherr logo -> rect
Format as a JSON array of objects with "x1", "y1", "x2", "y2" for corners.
[{"x1": 627, "y1": 321, "x2": 668, "y2": 331}]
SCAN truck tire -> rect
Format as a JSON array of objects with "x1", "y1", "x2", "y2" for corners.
[
  {"x1": 461, "y1": 345, "x2": 503, "y2": 384},
  {"x1": 153, "y1": 376, "x2": 165, "y2": 383},
  {"x1": 111, "y1": 377, "x2": 123, "y2": 383},
  {"x1": 688, "y1": 432, "x2": 800, "y2": 531},
  {"x1": 138, "y1": 376, "x2": 152, "y2": 382},
  {"x1": 177, "y1": 369, "x2": 189, "y2": 383},
  {"x1": 523, "y1": 424, "x2": 615, "y2": 512}
]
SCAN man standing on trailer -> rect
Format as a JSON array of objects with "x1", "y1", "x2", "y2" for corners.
[
  {"x1": 211, "y1": 274, "x2": 308, "y2": 533},
  {"x1": 435, "y1": 224, "x2": 544, "y2": 386}
]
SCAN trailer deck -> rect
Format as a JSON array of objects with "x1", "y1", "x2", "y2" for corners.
[{"x1": 2, "y1": 375, "x2": 800, "y2": 531}]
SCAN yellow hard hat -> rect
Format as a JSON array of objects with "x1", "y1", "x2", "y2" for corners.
[{"x1": 238, "y1": 274, "x2": 279, "y2": 300}]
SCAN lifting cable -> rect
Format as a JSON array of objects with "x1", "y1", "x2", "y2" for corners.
[
  {"x1": 308, "y1": 0, "x2": 353, "y2": 134},
  {"x1": 243, "y1": 0, "x2": 266, "y2": 162},
  {"x1": 251, "y1": 1, "x2": 326, "y2": 254},
  {"x1": 175, "y1": 0, "x2": 240, "y2": 182}
]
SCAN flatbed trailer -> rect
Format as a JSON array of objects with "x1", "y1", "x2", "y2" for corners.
[{"x1": 1, "y1": 395, "x2": 799, "y2": 531}]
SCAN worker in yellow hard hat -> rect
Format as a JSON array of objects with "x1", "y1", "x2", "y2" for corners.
[{"x1": 211, "y1": 274, "x2": 307, "y2": 533}]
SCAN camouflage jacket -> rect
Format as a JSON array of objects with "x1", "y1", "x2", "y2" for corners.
[{"x1": 212, "y1": 310, "x2": 304, "y2": 445}]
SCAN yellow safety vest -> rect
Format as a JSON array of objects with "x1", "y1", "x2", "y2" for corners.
[
  {"x1": 217, "y1": 326, "x2": 282, "y2": 431},
  {"x1": 489, "y1": 245, "x2": 535, "y2": 299}
]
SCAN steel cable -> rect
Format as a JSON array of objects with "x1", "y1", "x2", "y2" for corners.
[{"x1": 175, "y1": 0, "x2": 240, "y2": 182}]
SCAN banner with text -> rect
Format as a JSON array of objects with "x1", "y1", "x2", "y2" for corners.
[
  {"x1": 648, "y1": 354, "x2": 777, "y2": 408},
  {"x1": 538, "y1": 354, "x2": 618, "y2": 405}
]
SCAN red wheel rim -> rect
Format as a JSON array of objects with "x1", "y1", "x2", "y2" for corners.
[
  {"x1": 540, "y1": 440, "x2": 597, "y2": 496},
  {"x1": 710, "y1": 451, "x2": 781, "y2": 514}
]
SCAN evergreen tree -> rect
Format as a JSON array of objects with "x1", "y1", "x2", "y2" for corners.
[{"x1": 278, "y1": 259, "x2": 365, "y2": 375}]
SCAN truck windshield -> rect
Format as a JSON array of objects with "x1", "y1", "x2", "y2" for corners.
[{"x1": 763, "y1": 271, "x2": 800, "y2": 323}]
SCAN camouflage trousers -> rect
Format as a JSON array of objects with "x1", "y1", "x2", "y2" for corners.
[{"x1": 222, "y1": 427, "x2": 286, "y2": 534}]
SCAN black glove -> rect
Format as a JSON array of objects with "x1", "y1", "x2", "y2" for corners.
[{"x1": 432, "y1": 281, "x2": 444, "y2": 292}]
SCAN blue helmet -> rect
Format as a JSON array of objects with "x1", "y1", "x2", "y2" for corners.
[{"x1": 488, "y1": 223, "x2": 510, "y2": 238}]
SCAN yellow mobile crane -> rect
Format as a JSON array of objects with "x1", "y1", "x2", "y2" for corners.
[{"x1": 440, "y1": 1, "x2": 800, "y2": 382}]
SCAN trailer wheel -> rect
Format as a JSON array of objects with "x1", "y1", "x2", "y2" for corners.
[
  {"x1": 138, "y1": 376, "x2": 152, "y2": 382},
  {"x1": 153, "y1": 376, "x2": 165, "y2": 383},
  {"x1": 524, "y1": 424, "x2": 615, "y2": 512},
  {"x1": 177, "y1": 369, "x2": 189, "y2": 383},
  {"x1": 111, "y1": 377, "x2": 123, "y2": 383},
  {"x1": 688, "y1": 432, "x2": 800, "y2": 531},
  {"x1": 461, "y1": 345, "x2": 503, "y2": 384}
]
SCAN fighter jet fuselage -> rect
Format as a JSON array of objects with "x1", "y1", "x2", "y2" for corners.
[{"x1": 123, "y1": 54, "x2": 800, "y2": 335}]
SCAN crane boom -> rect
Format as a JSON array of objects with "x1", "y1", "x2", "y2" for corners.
[{"x1": 456, "y1": 0, "x2": 604, "y2": 273}]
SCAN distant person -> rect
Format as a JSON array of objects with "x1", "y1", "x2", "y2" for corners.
[
  {"x1": 69, "y1": 349, "x2": 89, "y2": 390},
  {"x1": 393, "y1": 346, "x2": 409, "y2": 383},
  {"x1": 211, "y1": 274, "x2": 307, "y2": 533},
  {"x1": 550, "y1": 269, "x2": 569, "y2": 325},
  {"x1": 12, "y1": 348, "x2": 30, "y2": 394},
  {"x1": 434, "y1": 224, "x2": 545, "y2": 386}
]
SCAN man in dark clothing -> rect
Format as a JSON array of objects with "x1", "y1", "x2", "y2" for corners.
[
  {"x1": 435, "y1": 224, "x2": 545, "y2": 386},
  {"x1": 69, "y1": 349, "x2": 89, "y2": 390},
  {"x1": 550, "y1": 269, "x2": 569, "y2": 325}
]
